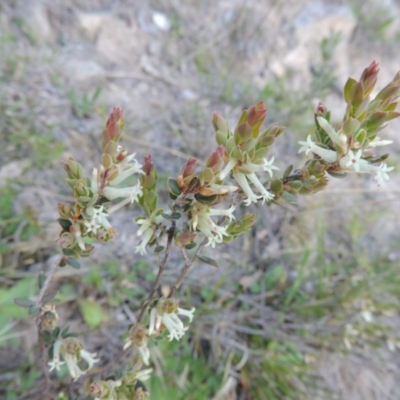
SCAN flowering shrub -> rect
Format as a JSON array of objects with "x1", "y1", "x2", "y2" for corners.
[{"x1": 14, "y1": 62, "x2": 399, "y2": 399}]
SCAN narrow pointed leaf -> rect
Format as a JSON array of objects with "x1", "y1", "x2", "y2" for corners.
[
  {"x1": 66, "y1": 257, "x2": 81, "y2": 270},
  {"x1": 197, "y1": 255, "x2": 218, "y2": 268},
  {"x1": 14, "y1": 298, "x2": 35, "y2": 308}
]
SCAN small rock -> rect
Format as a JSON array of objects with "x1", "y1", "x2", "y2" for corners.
[
  {"x1": 76, "y1": 11, "x2": 108, "y2": 41},
  {"x1": 96, "y1": 15, "x2": 144, "y2": 64},
  {"x1": 152, "y1": 12, "x2": 171, "y2": 32}
]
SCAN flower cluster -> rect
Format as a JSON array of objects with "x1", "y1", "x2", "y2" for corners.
[
  {"x1": 213, "y1": 102, "x2": 281, "y2": 205},
  {"x1": 148, "y1": 298, "x2": 195, "y2": 341},
  {"x1": 48, "y1": 338, "x2": 99, "y2": 381},
  {"x1": 299, "y1": 61, "x2": 399, "y2": 185},
  {"x1": 87, "y1": 361, "x2": 152, "y2": 400},
  {"x1": 57, "y1": 108, "x2": 143, "y2": 260},
  {"x1": 299, "y1": 118, "x2": 394, "y2": 184},
  {"x1": 189, "y1": 202, "x2": 235, "y2": 247},
  {"x1": 123, "y1": 299, "x2": 195, "y2": 367}
]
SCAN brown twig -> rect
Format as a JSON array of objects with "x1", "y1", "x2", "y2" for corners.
[
  {"x1": 168, "y1": 237, "x2": 208, "y2": 298},
  {"x1": 35, "y1": 255, "x2": 62, "y2": 392},
  {"x1": 36, "y1": 256, "x2": 62, "y2": 308},
  {"x1": 136, "y1": 222, "x2": 176, "y2": 323}
]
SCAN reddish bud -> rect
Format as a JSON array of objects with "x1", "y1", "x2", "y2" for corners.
[
  {"x1": 104, "y1": 107, "x2": 124, "y2": 142},
  {"x1": 212, "y1": 112, "x2": 229, "y2": 134},
  {"x1": 181, "y1": 158, "x2": 197, "y2": 179},
  {"x1": 115, "y1": 148, "x2": 127, "y2": 162},
  {"x1": 174, "y1": 231, "x2": 197, "y2": 247},
  {"x1": 207, "y1": 145, "x2": 225, "y2": 169},
  {"x1": 143, "y1": 155, "x2": 155, "y2": 175},
  {"x1": 247, "y1": 101, "x2": 267, "y2": 127},
  {"x1": 316, "y1": 102, "x2": 327, "y2": 115},
  {"x1": 360, "y1": 61, "x2": 379, "y2": 96}
]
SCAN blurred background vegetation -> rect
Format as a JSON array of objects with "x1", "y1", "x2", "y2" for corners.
[{"x1": 1, "y1": 0, "x2": 400, "y2": 399}]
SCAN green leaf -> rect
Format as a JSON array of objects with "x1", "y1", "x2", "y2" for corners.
[
  {"x1": 65, "y1": 257, "x2": 81, "y2": 269},
  {"x1": 281, "y1": 191, "x2": 297, "y2": 204},
  {"x1": 185, "y1": 242, "x2": 197, "y2": 250},
  {"x1": 197, "y1": 255, "x2": 218, "y2": 268},
  {"x1": 101, "y1": 154, "x2": 113, "y2": 169},
  {"x1": 327, "y1": 171, "x2": 347, "y2": 179},
  {"x1": 282, "y1": 165, "x2": 293, "y2": 179},
  {"x1": 52, "y1": 327, "x2": 60, "y2": 340},
  {"x1": 28, "y1": 305, "x2": 40, "y2": 315},
  {"x1": 194, "y1": 193, "x2": 218, "y2": 205},
  {"x1": 58, "y1": 218, "x2": 72, "y2": 231},
  {"x1": 40, "y1": 331, "x2": 52, "y2": 345},
  {"x1": 270, "y1": 179, "x2": 283, "y2": 195},
  {"x1": 14, "y1": 298, "x2": 35, "y2": 308},
  {"x1": 0, "y1": 279, "x2": 34, "y2": 325},
  {"x1": 170, "y1": 212, "x2": 182, "y2": 220},
  {"x1": 38, "y1": 273, "x2": 46, "y2": 289},
  {"x1": 344, "y1": 77, "x2": 357, "y2": 104},
  {"x1": 63, "y1": 332, "x2": 79, "y2": 338},
  {"x1": 61, "y1": 325, "x2": 70, "y2": 337},
  {"x1": 342, "y1": 118, "x2": 360, "y2": 135},
  {"x1": 154, "y1": 246, "x2": 165, "y2": 254},
  {"x1": 167, "y1": 178, "x2": 182, "y2": 197},
  {"x1": 78, "y1": 299, "x2": 106, "y2": 328},
  {"x1": 42, "y1": 291, "x2": 58, "y2": 304}
]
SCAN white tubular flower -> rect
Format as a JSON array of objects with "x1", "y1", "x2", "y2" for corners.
[
  {"x1": 93, "y1": 206, "x2": 113, "y2": 232},
  {"x1": 48, "y1": 339, "x2": 99, "y2": 381},
  {"x1": 219, "y1": 158, "x2": 238, "y2": 180},
  {"x1": 246, "y1": 173, "x2": 274, "y2": 204},
  {"x1": 91, "y1": 167, "x2": 99, "y2": 195},
  {"x1": 136, "y1": 368, "x2": 153, "y2": 381},
  {"x1": 341, "y1": 157, "x2": 394, "y2": 184},
  {"x1": 367, "y1": 137, "x2": 393, "y2": 148},
  {"x1": 299, "y1": 135, "x2": 337, "y2": 163},
  {"x1": 63, "y1": 352, "x2": 86, "y2": 381},
  {"x1": 317, "y1": 117, "x2": 342, "y2": 146},
  {"x1": 84, "y1": 219, "x2": 101, "y2": 235},
  {"x1": 137, "y1": 345, "x2": 151, "y2": 366},
  {"x1": 124, "y1": 324, "x2": 150, "y2": 365},
  {"x1": 80, "y1": 350, "x2": 99, "y2": 370},
  {"x1": 72, "y1": 223, "x2": 86, "y2": 251},
  {"x1": 339, "y1": 150, "x2": 362, "y2": 170},
  {"x1": 238, "y1": 157, "x2": 279, "y2": 177},
  {"x1": 135, "y1": 214, "x2": 164, "y2": 255},
  {"x1": 177, "y1": 307, "x2": 195, "y2": 322},
  {"x1": 103, "y1": 181, "x2": 143, "y2": 203},
  {"x1": 375, "y1": 163, "x2": 394, "y2": 184},
  {"x1": 232, "y1": 171, "x2": 261, "y2": 206},
  {"x1": 218, "y1": 157, "x2": 276, "y2": 206},
  {"x1": 191, "y1": 205, "x2": 229, "y2": 247},
  {"x1": 208, "y1": 205, "x2": 236, "y2": 222},
  {"x1": 64, "y1": 349, "x2": 99, "y2": 381},
  {"x1": 119, "y1": 152, "x2": 141, "y2": 168},
  {"x1": 135, "y1": 229, "x2": 153, "y2": 255},
  {"x1": 148, "y1": 299, "x2": 195, "y2": 341},
  {"x1": 108, "y1": 161, "x2": 144, "y2": 186},
  {"x1": 263, "y1": 156, "x2": 280, "y2": 177},
  {"x1": 202, "y1": 183, "x2": 238, "y2": 195},
  {"x1": 48, "y1": 340, "x2": 65, "y2": 372}
]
